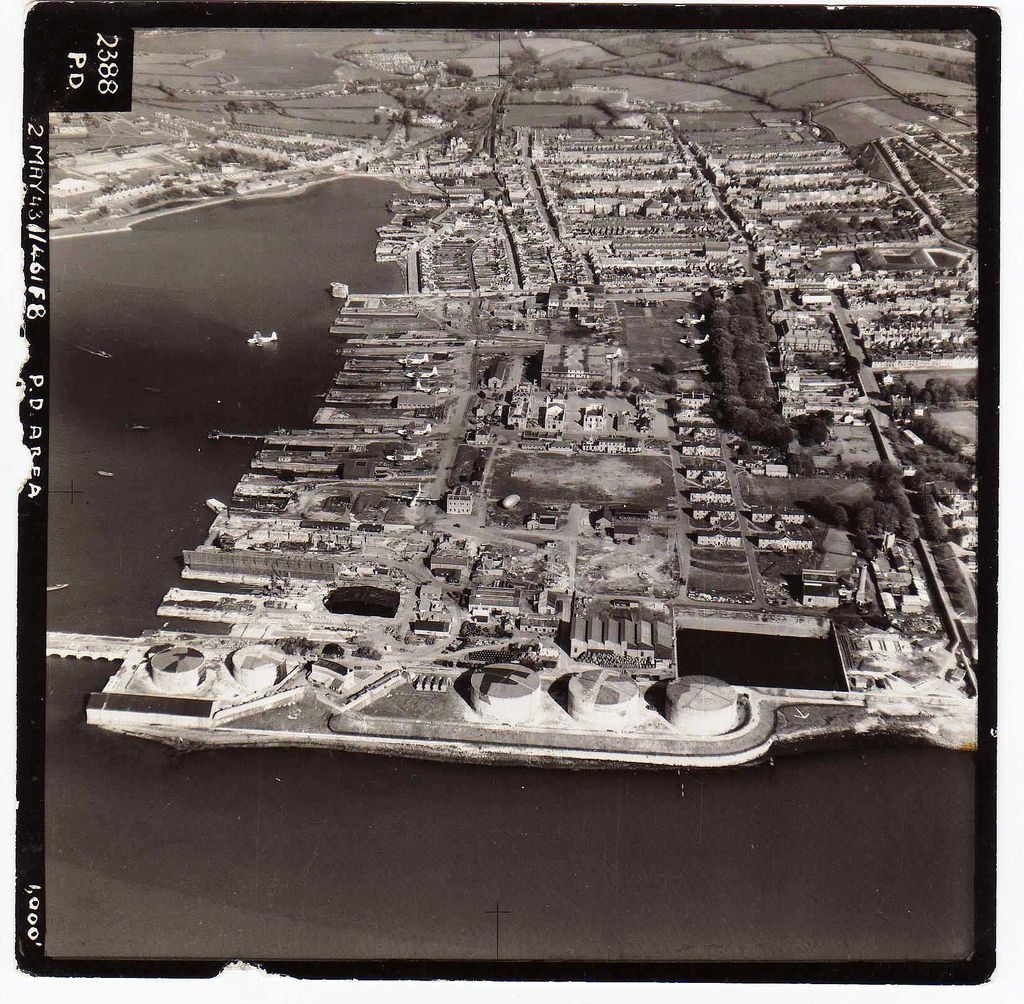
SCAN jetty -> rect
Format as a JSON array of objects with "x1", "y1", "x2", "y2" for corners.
[
  {"x1": 208, "y1": 430, "x2": 266, "y2": 442},
  {"x1": 47, "y1": 632, "x2": 138, "y2": 661}
]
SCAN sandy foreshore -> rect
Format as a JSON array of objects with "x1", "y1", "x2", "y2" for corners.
[{"x1": 51, "y1": 169, "x2": 436, "y2": 241}]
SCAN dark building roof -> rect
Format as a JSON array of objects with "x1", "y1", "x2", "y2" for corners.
[
  {"x1": 87, "y1": 692, "x2": 216, "y2": 718},
  {"x1": 411, "y1": 619, "x2": 450, "y2": 634}
]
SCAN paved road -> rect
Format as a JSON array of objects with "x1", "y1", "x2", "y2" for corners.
[
  {"x1": 428, "y1": 355, "x2": 475, "y2": 500},
  {"x1": 520, "y1": 136, "x2": 595, "y2": 284},
  {"x1": 719, "y1": 434, "x2": 768, "y2": 609},
  {"x1": 831, "y1": 295, "x2": 880, "y2": 396}
]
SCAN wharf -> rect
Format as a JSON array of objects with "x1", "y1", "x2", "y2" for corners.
[
  {"x1": 47, "y1": 632, "x2": 139, "y2": 661},
  {"x1": 209, "y1": 430, "x2": 267, "y2": 442},
  {"x1": 90, "y1": 684, "x2": 973, "y2": 768}
]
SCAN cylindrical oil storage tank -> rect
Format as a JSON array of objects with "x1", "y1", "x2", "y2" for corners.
[
  {"x1": 666, "y1": 675, "x2": 740, "y2": 736},
  {"x1": 568, "y1": 669, "x2": 638, "y2": 729},
  {"x1": 147, "y1": 644, "x2": 205, "y2": 693},
  {"x1": 470, "y1": 663, "x2": 541, "y2": 724},
  {"x1": 229, "y1": 644, "x2": 287, "y2": 692}
]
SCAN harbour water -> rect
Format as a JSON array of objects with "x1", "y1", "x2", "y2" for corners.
[
  {"x1": 675, "y1": 629, "x2": 847, "y2": 692},
  {"x1": 44, "y1": 177, "x2": 976, "y2": 962}
]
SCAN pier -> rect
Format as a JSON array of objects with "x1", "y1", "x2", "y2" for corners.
[
  {"x1": 208, "y1": 430, "x2": 267, "y2": 442},
  {"x1": 47, "y1": 632, "x2": 139, "y2": 661}
]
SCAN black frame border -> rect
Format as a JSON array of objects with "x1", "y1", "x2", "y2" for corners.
[{"x1": 18, "y1": 1, "x2": 999, "y2": 983}]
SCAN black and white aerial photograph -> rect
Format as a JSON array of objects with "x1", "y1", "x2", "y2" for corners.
[{"x1": 14, "y1": 0, "x2": 1001, "y2": 987}]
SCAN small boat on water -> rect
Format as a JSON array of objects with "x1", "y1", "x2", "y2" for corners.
[
  {"x1": 248, "y1": 330, "x2": 278, "y2": 346},
  {"x1": 129, "y1": 424, "x2": 151, "y2": 431},
  {"x1": 144, "y1": 387, "x2": 162, "y2": 393},
  {"x1": 47, "y1": 583, "x2": 69, "y2": 592},
  {"x1": 96, "y1": 470, "x2": 114, "y2": 478},
  {"x1": 206, "y1": 498, "x2": 227, "y2": 514}
]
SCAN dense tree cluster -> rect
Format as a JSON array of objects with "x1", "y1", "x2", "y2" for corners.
[
  {"x1": 907, "y1": 475, "x2": 950, "y2": 543},
  {"x1": 902, "y1": 445, "x2": 973, "y2": 490},
  {"x1": 804, "y1": 462, "x2": 919, "y2": 557},
  {"x1": 909, "y1": 413, "x2": 968, "y2": 456},
  {"x1": 886, "y1": 373, "x2": 975, "y2": 405},
  {"x1": 792, "y1": 409, "x2": 834, "y2": 447},
  {"x1": 927, "y1": 60, "x2": 976, "y2": 85},
  {"x1": 196, "y1": 146, "x2": 288, "y2": 173},
  {"x1": 702, "y1": 281, "x2": 794, "y2": 450}
]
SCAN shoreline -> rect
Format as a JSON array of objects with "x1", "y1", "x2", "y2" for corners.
[
  {"x1": 95, "y1": 704, "x2": 974, "y2": 770},
  {"x1": 51, "y1": 169, "x2": 431, "y2": 242}
]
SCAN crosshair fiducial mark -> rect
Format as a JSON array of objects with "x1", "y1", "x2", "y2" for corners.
[
  {"x1": 484, "y1": 901, "x2": 511, "y2": 959},
  {"x1": 50, "y1": 480, "x2": 84, "y2": 505}
]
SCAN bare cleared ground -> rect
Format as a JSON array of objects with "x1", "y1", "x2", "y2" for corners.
[
  {"x1": 490, "y1": 452, "x2": 675, "y2": 508},
  {"x1": 576, "y1": 534, "x2": 678, "y2": 597}
]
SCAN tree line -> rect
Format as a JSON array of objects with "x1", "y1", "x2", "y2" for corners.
[{"x1": 701, "y1": 280, "x2": 795, "y2": 451}]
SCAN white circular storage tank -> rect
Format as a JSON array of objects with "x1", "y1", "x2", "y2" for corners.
[
  {"x1": 666, "y1": 675, "x2": 740, "y2": 736},
  {"x1": 500, "y1": 493, "x2": 521, "y2": 510},
  {"x1": 568, "y1": 669, "x2": 638, "y2": 729},
  {"x1": 229, "y1": 644, "x2": 286, "y2": 692},
  {"x1": 470, "y1": 663, "x2": 541, "y2": 724},
  {"x1": 147, "y1": 645, "x2": 205, "y2": 693}
]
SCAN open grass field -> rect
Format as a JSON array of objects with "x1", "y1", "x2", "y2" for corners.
[
  {"x1": 504, "y1": 104, "x2": 610, "y2": 128},
  {"x1": 848, "y1": 36, "x2": 975, "y2": 64},
  {"x1": 454, "y1": 57, "x2": 501, "y2": 78},
  {"x1": 931, "y1": 409, "x2": 978, "y2": 444},
  {"x1": 603, "y1": 52, "x2": 674, "y2": 72},
  {"x1": 773, "y1": 73, "x2": 890, "y2": 107},
  {"x1": 724, "y1": 40, "x2": 831, "y2": 68},
  {"x1": 830, "y1": 425, "x2": 881, "y2": 465},
  {"x1": 833, "y1": 44, "x2": 948, "y2": 75},
  {"x1": 817, "y1": 97, "x2": 962, "y2": 146},
  {"x1": 671, "y1": 110, "x2": 764, "y2": 131},
  {"x1": 490, "y1": 452, "x2": 676, "y2": 508},
  {"x1": 230, "y1": 111, "x2": 390, "y2": 138},
  {"x1": 870, "y1": 66, "x2": 975, "y2": 97},
  {"x1": 521, "y1": 37, "x2": 619, "y2": 65},
  {"x1": 661, "y1": 63, "x2": 739, "y2": 84},
  {"x1": 739, "y1": 474, "x2": 873, "y2": 509},
  {"x1": 280, "y1": 93, "x2": 403, "y2": 109},
  {"x1": 618, "y1": 299, "x2": 707, "y2": 391},
  {"x1": 336, "y1": 33, "x2": 455, "y2": 55},
  {"x1": 139, "y1": 29, "x2": 360, "y2": 90},
  {"x1": 134, "y1": 52, "x2": 227, "y2": 89},
  {"x1": 575, "y1": 74, "x2": 768, "y2": 109},
  {"x1": 575, "y1": 32, "x2": 674, "y2": 58},
  {"x1": 686, "y1": 547, "x2": 754, "y2": 598},
  {"x1": 457, "y1": 37, "x2": 526, "y2": 60},
  {"x1": 718, "y1": 56, "x2": 854, "y2": 96},
  {"x1": 896, "y1": 368, "x2": 976, "y2": 387},
  {"x1": 133, "y1": 89, "x2": 403, "y2": 133}
]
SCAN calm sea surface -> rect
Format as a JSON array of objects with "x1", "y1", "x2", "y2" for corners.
[{"x1": 45, "y1": 178, "x2": 975, "y2": 962}]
